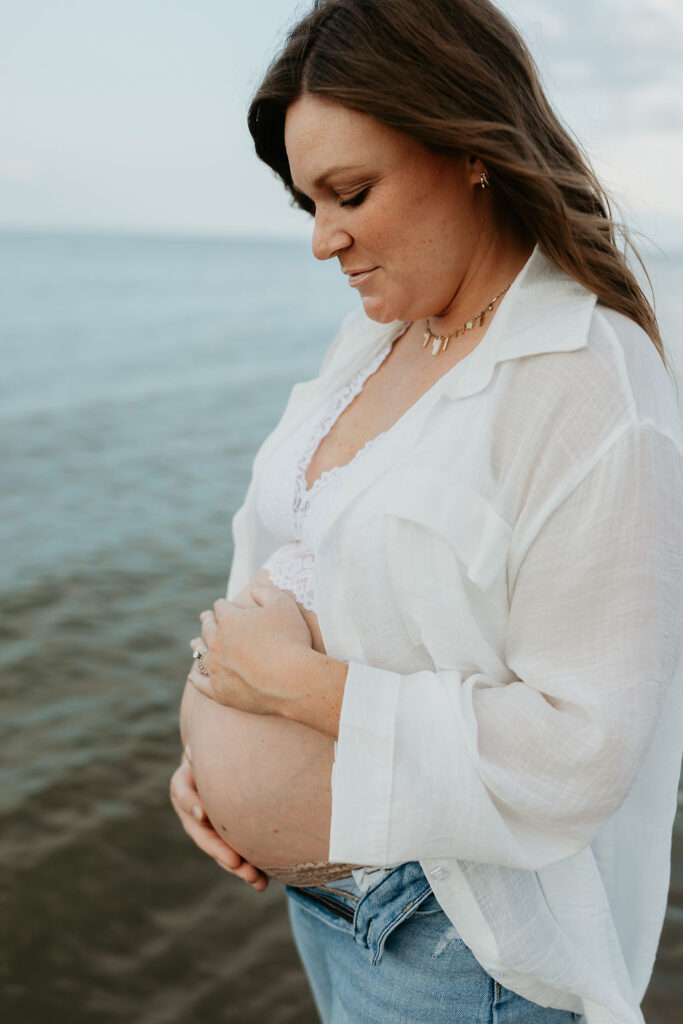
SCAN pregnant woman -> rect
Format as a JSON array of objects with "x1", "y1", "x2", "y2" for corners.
[{"x1": 170, "y1": 2, "x2": 683, "y2": 1021}]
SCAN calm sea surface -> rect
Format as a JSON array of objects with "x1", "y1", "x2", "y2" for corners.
[{"x1": 1, "y1": 230, "x2": 682, "y2": 1023}]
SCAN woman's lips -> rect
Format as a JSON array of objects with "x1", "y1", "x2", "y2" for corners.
[{"x1": 346, "y1": 268, "x2": 377, "y2": 288}]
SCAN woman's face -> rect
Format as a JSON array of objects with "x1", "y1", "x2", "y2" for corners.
[{"x1": 284, "y1": 93, "x2": 490, "y2": 324}]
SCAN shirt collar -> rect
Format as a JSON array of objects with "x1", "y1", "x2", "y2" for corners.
[{"x1": 439, "y1": 245, "x2": 597, "y2": 401}]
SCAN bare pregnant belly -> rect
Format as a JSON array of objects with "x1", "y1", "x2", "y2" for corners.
[{"x1": 180, "y1": 681, "x2": 335, "y2": 868}]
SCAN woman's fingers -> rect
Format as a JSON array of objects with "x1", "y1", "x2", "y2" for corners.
[
  {"x1": 189, "y1": 636, "x2": 208, "y2": 659},
  {"x1": 216, "y1": 859, "x2": 269, "y2": 891},
  {"x1": 212, "y1": 598, "x2": 232, "y2": 622},
  {"x1": 187, "y1": 635, "x2": 259, "y2": 712},
  {"x1": 172, "y1": 754, "x2": 207, "y2": 822},
  {"x1": 199, "y1": 609, "x2": 218, "y2": 649},
  {"x1": 169, "y1": 759, "x2": 268, "y2": 890},
  {"x1": 187, "y1": 637, "x2": 215, "y2": 699}
]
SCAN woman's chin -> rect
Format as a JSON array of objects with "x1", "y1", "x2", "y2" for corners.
[{"x1": 359, "y1": 293, "x2": 403, "y2": 323}]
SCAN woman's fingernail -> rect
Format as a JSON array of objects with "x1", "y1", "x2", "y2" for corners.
[{"x1": 192, "y1": 805, "x2": 203, "y2": 821}]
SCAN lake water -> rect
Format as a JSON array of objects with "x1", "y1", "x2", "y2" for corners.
[{"x1": 1, "y1": 229, "x2": 681, "y2": 1022}]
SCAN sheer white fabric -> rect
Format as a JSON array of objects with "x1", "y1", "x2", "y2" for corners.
[
  {"x1": 227, "y1": 247, "x2": 683, "y2": 1023},
  {"x1": 256, "y1": 338, "x2": 393, "y2": 609}
]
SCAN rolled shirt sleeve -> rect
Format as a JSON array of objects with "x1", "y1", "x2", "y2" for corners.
[{"x1": 329, "y1": 423, "x2": 683, "y2": 869}]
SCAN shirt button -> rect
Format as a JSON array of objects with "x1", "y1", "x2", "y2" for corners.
[{"x1": 430, "y1": 865, "x2": 449, "y2": 881}]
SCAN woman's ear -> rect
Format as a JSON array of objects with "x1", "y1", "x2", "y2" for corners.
[{"x1": 467, "y1": 155, "x2": 489, "y2": 188}]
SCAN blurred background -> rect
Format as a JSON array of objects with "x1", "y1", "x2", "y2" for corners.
[{"x1": 0, "y1": 1, "x2": 681, "y2": 1021}]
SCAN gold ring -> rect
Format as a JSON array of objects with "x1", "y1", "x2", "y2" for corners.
[{"x1": 192, "y1": 649, "x2": 210, "y2": 677}]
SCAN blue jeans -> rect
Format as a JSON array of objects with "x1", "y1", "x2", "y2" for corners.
[{"x1": 287, "y1": 861, "x2": 580, "y2": 1024}]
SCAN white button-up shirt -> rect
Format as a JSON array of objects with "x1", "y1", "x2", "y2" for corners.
[{"x1": 226, "y1": 248, "x2": 683, "y2": 1024}]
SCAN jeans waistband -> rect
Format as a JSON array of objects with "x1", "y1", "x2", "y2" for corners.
[{"x1": 288, "y1": 861, "x2": 434, "y2": 966}]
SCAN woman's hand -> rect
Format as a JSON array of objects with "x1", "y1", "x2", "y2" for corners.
[
  {"x1": 187, "y1": 577, "x2": 315, "y2": 715},
  {"x1": 238, "y1": 567, "x2": 327, "y2": 653},
  {"x1": 169, "y1": 749, "x2": 268, "y2": 891}
]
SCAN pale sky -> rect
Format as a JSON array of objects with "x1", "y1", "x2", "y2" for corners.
[{"x1": 1, "y1": 0, "x2": 681, "y2": 248}]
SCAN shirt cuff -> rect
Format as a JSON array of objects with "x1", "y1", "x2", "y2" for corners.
[{"x1": 328, "y1": 660, "x2": 401, "y2": 863}]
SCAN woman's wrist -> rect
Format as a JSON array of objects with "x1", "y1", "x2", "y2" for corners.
[{"x1": 277, "y1": 646, "x2": 348, "y2": 739}]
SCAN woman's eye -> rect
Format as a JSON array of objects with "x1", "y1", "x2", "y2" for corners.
[{"x1": 339, "y1": 187, "x2": 370, "y2": 209}]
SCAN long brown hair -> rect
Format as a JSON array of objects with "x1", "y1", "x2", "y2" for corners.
[{"x1": 248, "y1": 0, "x2": 673, "y2": 377}]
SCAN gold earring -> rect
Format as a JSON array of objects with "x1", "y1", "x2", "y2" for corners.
[{"x1": 480, "y1": 170, "x2": 491, "y2": 190}]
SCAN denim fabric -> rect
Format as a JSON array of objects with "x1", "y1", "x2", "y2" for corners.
[{"x1": 287, "y1": 861, "x2": 580, "y2": 1024}]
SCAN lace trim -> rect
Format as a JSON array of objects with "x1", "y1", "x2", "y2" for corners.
[
  {"x1": 258, "y1": 860, "x2": 363, "y2": 887},
  {"x1": 291, "y1": 337, "x2": 394, "y2": 539},
  {"x1": 258, "y1": 337, "x2": 397, "y2": 610},
  {"x1": 262, "y1": 541, "x2": 316, "y2": 610}
]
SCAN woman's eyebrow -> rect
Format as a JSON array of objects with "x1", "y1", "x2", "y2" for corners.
[{"x1": 292, "y1": 164, "x2": 368, "y2": 193}]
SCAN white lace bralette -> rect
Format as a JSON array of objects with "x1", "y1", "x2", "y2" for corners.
[{"x1": 256, "y1": 336, "x2": 394, "y2": 611}]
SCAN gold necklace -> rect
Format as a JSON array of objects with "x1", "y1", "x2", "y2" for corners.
[{"x1": 422, "y1": 282, "x2": 512, "y2": 356}]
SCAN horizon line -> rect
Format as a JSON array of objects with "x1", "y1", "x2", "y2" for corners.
[{"x1": 0, "y1": 223, "x2": 313, "y2": 245}]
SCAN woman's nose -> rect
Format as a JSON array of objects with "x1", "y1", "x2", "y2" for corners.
[{"x1": 311, "y1": 209, "x2": 352, "y2": 261}]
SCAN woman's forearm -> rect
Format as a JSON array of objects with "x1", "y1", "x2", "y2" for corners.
[{"x1": 277, "y1": 647, "x2": 349, "y2": 739}]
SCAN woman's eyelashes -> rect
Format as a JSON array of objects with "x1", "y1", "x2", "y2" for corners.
[{"x1": 339, "y1": 186, "x2": 371, "y2": 208}]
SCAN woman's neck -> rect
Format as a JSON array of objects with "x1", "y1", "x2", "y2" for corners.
[{"x1": 428, "y1": 229, "x2": 534, "y2": 339}]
